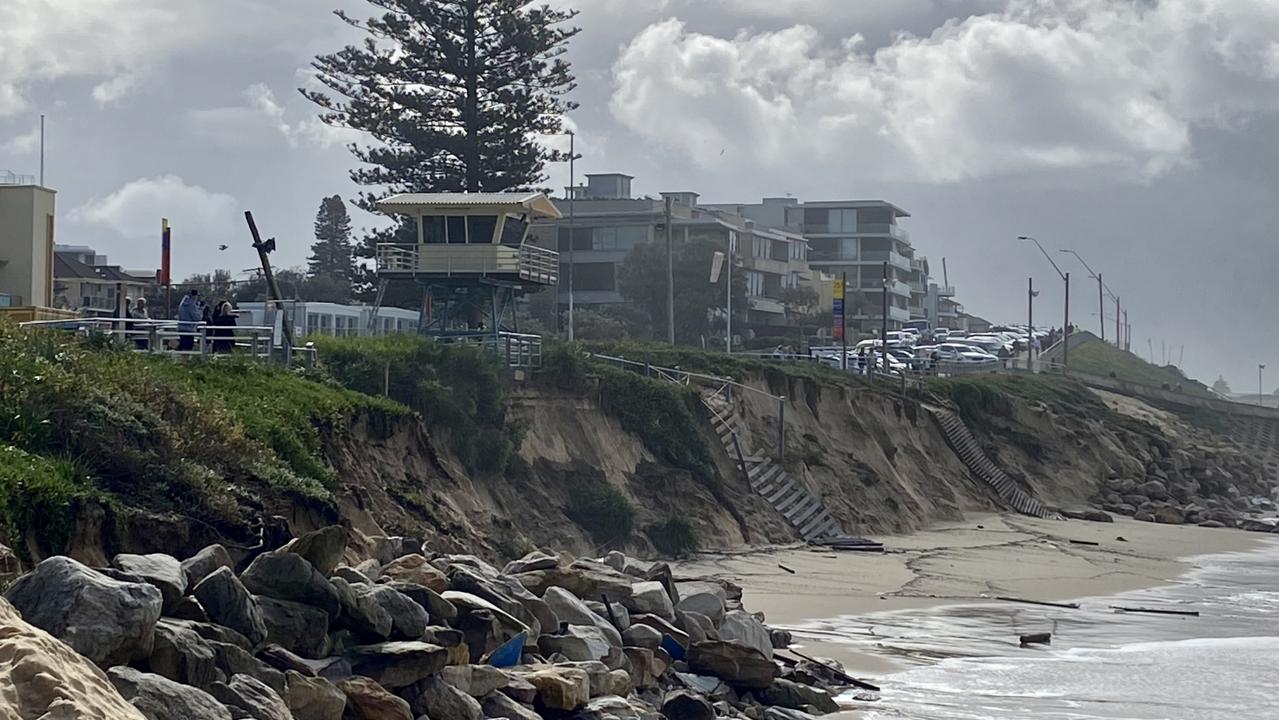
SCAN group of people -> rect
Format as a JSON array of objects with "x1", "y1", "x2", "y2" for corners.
[{"x1": 177, "y1": 289, "x2": 239, "y2": 353}]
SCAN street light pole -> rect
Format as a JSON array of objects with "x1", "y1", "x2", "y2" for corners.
[
  {"x1": 665, "y1": 195, "x2": 675, "y2": 345},
  {"x1": 881, "y1": 261, "x2": 889, "y2": 375},
  {"x1": 1027, "y1": 277, "x2": 1036, "y2": 371},
  {"x1": 1060, "y1": 248, "x2": 1117, "y2": 345},
  {"x1": 566, "y1": 131, "x2": 576, "y2": 342},
  {"x1": 1019, "y1": 236, "x2": 1070, "y2": 370},
  {"x1": 1259, "y1": 364, "x2": 1266, "y2": 406}
]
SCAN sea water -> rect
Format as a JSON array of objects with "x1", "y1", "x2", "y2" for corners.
[{"x1": 789, "y1": 542, "x2": 1279, "y2": 719}]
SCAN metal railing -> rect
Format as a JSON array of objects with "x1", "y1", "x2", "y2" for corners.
[
  {"x1": 17, "y1": 317, "x2": 310, "y2": 364},
  {"x1": 374, "y1": 243, "x2": 559, "y2": 285},
  {"x1": 439, "y1": 331, "x2": 544, "y2": 369}
]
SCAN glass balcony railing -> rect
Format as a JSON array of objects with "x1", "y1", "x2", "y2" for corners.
[{"x1": 801, "y1": 223, "x2": 909, "y2": 240}]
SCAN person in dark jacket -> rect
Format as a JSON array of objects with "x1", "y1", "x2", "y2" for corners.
[{"x1": 210, "y1": 301, "x2": 238, "y2": 353}]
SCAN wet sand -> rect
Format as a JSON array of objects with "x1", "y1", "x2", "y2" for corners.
[{"x1": 677, "y1": 513, "x2": 1269, "y2": 674}]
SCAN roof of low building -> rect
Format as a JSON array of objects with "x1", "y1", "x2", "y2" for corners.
[{"x1": 376, "y1": 192, "x2": 562, "y2": 219}]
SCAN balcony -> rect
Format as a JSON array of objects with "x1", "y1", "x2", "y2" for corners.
[
  {"x1": 377, "y1": 243, "x2": 559, "y2": 285},
  {"x1": 748, "y1": 296, "x2": 786, "y2": 315},
  {"x1": 909, "y1": 280, "x2": 928, "y2": 294},
  {"x1": 889, "y1": 306, "x2": 910, "y2": 322},
  {"x1": 888, "y1": 279, "x2": 911, "y2": 297},
  {"x1": 860, "y1": 250, "x2": 912, "y2": 272},
  {"x1": 938, "y1": 285, "x2": 956, "y2": 297},
  {"x1": 803, "y1": 223, "x2": 909, "y2": 241}
]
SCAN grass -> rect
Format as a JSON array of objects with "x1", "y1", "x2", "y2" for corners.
[
  {"x1": 927, "y1": 373, "x2": 1109, "y2": 428},
  {"x1": 310, "y1": 335, "x2": 519, "y2": 476},
  {"x1": 1067, "y1": 338, "x2": 1214, "y2": 398},
  {"x1": 0, "y1": 323, "x2": 408, "y2": 554}
]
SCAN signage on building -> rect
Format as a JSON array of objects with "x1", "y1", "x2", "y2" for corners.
[{"x1": 832, "y1": 278, "x2": 844, "y2": 340}]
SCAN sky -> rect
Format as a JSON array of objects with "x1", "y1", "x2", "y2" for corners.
[{"x1": 2, "y1": 0, "x2": 1277, "y2": 389}]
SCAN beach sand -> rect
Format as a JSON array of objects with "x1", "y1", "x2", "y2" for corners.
[{"x1": 677, "y1": 512, "x2": 1270, "y2": 674}]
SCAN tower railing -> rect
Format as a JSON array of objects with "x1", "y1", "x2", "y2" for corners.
[{"x1": 375, "y1": 243, "x2": 558, "y2": 285}]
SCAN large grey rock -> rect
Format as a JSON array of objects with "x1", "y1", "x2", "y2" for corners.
[
  {"x1": 148, "y1": 619, "x2": 219, "y2": 689},
  {"x1": 687, "y1": 640, "x2": 779, "y2": 689},
  {"x1": 385, "y1": 580, "x2": 457, "y2": 622},
  {"x1": 719, "y1": 610, "x2": 772, "y2": 658},
  {"x1": 113, "y1": 553, "x2": 187, "y2": 611},
  {"x1": 543, "y1": 586, "x2": 623, "y2": 647},
  {"x1": 625, "y1": 581, "x2": 675, "y2": 620},
  {"x1": 369, "y1": 584, "x2": 429, "y2": 640},
  {"x1": 283, "y1": 526, "x2": 348, "y2": 576},
  {"x1": 439, "y1": 664, "x2": 510, "y2": 697},
  {"x1": 109, "y1": 666, "x2": 232, "y2": 720},
  {"x1": 481, "y1": 690, "x2": 542, "y2": 720},
  {"x1": 675, "y1": 589, "x2": 726, "y2": 626},
  {"x1": 443, "y1": 590, "x2": 530, "y2": 638},
  {"x1": 661, "y1": 690, "x2": 714, "y2": 720},
  {"x1": 757, "y1": 678, "x2": 839, "y2": 713},
  {"x1": 343, "y1": 641, "x2": 448, "y2": 689},
  {"x1": 283, "y1": 671, "x2": 345, "y2": 720},
  {"x1": 404, "y1": 674, "x2": 484, "y2": 720},
  {"x1": 622, "y1": 623, "x2": 662, "y2": 650},
  {"x1": 539, "y1": 624, "x2": 613, "y2": 662},
  {"x1": 193, "y1": 567, "x2": 267, "y2": 647},
  {"x1": 513, "y1": 560, "x2": 635, "y2": 601},
  {"x1": 502, "y1": 550, "x2": 559, "y2": 575},
  {"x1": 240, "y1": 551, "x2": 339, "y2": 619},
  {"x1": 163, "y1": 618, "x2": 252, "y2": 651},
  {"x1": 208, "y1": 673, "x2": 292, "y2": 720},
  {"x1": 182, "y1": 545, "x2": 234, "y2": 590},
  {"x1": 586, "y1": 599, "x2": 630, "y2": 631},
  {"x1": 5, "y1": 556, "x2": 162, "y2": 666},
  {"x1": 675, "y1": 610, "x2": 716, "y2": 644},
  {"x1": 256, "y1": 596, "x2": 329, "y2": 658},
  {"x1": 447, "y1": 565, "x2": 544, "y2": 637},
  {"x1": 331, "y1": 577, "x2": 392, "y2": 639},
  {"x1": 208, "y1": 640, "x2": 286, "y2": 696}
]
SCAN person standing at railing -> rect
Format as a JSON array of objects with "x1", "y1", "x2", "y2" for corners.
[
  {"x1": 177, "y1": 289, "x2": 201, "y2": 351},
  {"x1": 130, "y1": 298, "x2": 150, "y2": 350},
  {"x1": 210, "y1": 301, "x2": 238, "y2": 354}
]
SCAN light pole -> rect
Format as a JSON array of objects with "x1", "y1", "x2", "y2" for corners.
[
  {"x1": 1259, "y1": 364, "x2": 1266, "y2": 406},
  {"x1": 1060, "y1": 249, "x2": 1116, "y2": 344},
  {"x1": 1027, "y1": 277, "x2": 1039, "y2": 370},
  {"x1": 881, "y1": 261, "x2": 889, "y2": 375},
  {"x1": 1018, "y1": 236, "x2": 1070, "y2": 370},
  {"x1": 549, "y1": 131, "x2": 579, "y2": 341}
]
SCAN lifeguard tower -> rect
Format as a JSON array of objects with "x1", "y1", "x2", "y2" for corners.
[{"x1": 371, "y1": 192, "x2": 561, "y2": 367}]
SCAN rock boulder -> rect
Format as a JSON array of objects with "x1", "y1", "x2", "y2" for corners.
[
  {"x1": 240, "y1": 552, "x2": 339, "y2": 620},
  {"x1": 192, "y1": 568, "x2": 267, "y2": 647},
  {"x1": 5, "y1": 556, "x2": 162, "y2": 667},
  {"x1": 108, "y1": 666, "x2": 232, "y2": 720},
  {"x1": 112, "y1": 553, "x2": 187, "y2": 611}
]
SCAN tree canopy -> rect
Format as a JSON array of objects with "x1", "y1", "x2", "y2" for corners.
[
  {"x1": 618, "y1": 239, "x2": 747, "y2": 345},
  {"x1": 308, "y1": 195, "x2": 355, "y2": 293}
]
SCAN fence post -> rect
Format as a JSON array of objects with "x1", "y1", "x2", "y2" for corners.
[
  {"x1": 251, "y1": 331, "x2": 260, "y2": 361},
  {"x1": 148, "y1": 325, "x2": 159, "y2": 353},
  {"x1": 778, "y1": 396, "x2": 786, "y2": 461}
]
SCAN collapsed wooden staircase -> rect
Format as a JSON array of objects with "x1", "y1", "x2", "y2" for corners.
[
  {"x1": 703, "y1": 391, "x2": 844, "y2": 541},
  {"x1": 930, "y1": 408, "x2": 1051, "y2": 518}
]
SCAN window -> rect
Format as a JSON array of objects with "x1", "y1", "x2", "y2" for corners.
[
  {"x1": 467, "y1": 215, "x2": 497, "y2": 244},
  {"x1": 557, "y1": 226, "x2": 593, "y2": 251},
  {"x1": 830, "y1": 208, "x2": 858, "y2": 233},
  {"x1": 591, "y1": 225, "x2": 647, "y2": 251},
  {"x1": 421, "y1": 216, "x2": 446, "y2": 244},
  {"x1": 752, "y1": 236, "x2": 768, "y2": 258},
  {"x1": 446, "y1": 216, "x2": 467, "y2": 244},
  {"x1": 500, "y1": 215, "x2": 528, "y2": 246},
  {"x1": 770, "y1": 239, "x2": 787, "y2": 261},
  {"x1": 307, "y1": 313, "x2": 319, "y2": 334},
  {"x1": 745, "y1": 271, "x2": 765, "y2": 297},
  {"x1": 803, "y1": 208, "x2": 829, "y2": 231},
  {"x1": 572, "y1": 262, "x2": 616, "y2": 291}
]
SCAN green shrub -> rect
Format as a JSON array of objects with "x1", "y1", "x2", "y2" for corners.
[
  {"x1": 566, "y1": 484, "x2": 635, "y2": 545},
  {"x1": 595, "y1": 366, "x2": 716, "y2": 481},
  {"x1": 311, "y1": 335, "x2": 517, "y2": 476},
  {"x1": 540, "y1": 341, "x2": 589, "y2": 389},
  {"x1": 0, "y1": 446, "x2": 97, "y2": 560},
  {"x1": 647, "y1": 517, "x2": 700, "y2": 557}
]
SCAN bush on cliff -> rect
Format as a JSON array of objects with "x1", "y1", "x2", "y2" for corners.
[
  {"x1": 310, "y1": 335, "x2": 517, "y2": 475},
  {"x1": 566, "y1": 483, "x2": 635, "y2": 546},
  {"x1": 0, "y1": 323, "x2": 404, "y2": 555}
]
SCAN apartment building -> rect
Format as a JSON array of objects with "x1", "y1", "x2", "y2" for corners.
[
  {"x1": 52, "y1": 245, "x2": 153, "y2": 314},
  {"x1": 529, "y1": 174, "x2": 811, "y2": 331},
  {"x1": 713, "y1": 197, "x2": 917, "y2": 332},
  {"x1": 0, "y1": 178, "x2": 56, "y2": 308}
]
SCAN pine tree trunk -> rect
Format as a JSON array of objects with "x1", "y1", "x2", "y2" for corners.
[{"x1": 464, "y1": 0, "x2": 480, "y2": 192}]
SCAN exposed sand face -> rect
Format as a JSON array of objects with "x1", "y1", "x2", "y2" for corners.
[{"x1": 677, "y1": 513, "x2": 1270, "y2": 674}]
